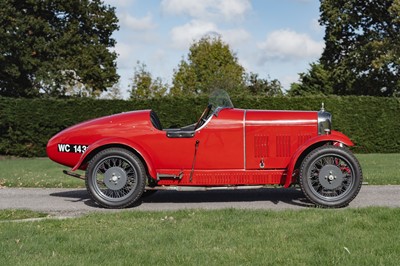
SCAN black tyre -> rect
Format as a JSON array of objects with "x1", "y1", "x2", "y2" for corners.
[
  {"x1": 299, "y1": 145, "x2": 362, "y2": 208},
  {"x1": 85, "y1": 148, "x2": 145, "y2": 208}
]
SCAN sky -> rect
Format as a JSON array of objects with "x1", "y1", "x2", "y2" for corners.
[{"x1": 103, "y1": 0, "x2": 325, "y2": 98}]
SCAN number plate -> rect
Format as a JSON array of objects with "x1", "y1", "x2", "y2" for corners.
[{"x1": 57, "y1": 144, "x2": 88, "y2": 153}]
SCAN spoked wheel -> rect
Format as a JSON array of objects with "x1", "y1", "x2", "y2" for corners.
[
  {"x1": 299, "y1": 145, "x2": 362, "y2": 208},
  {"x1": 85, "y1": 148, "x2": 145, "y2": 208}
]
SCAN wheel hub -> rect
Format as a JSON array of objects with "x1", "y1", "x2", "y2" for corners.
[
  {"x1": 319, "y1": 165, "x2": 344, "y2": 190},
  {"x1": 104, "y1": 167, "x2": 128, "y2": 190}
]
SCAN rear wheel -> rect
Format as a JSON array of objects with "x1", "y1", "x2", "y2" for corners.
[
  {"x1": 299, "y1": 145, "x2": 362, "y2": 208},
  {"x1": 85, "y1": 148, "x2": 145, "y2": 208}
]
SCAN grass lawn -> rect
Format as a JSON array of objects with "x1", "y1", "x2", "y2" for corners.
[
  {"x1": 0, "y1": 209, "x2": 48, "y2": 221},
  {"x1": 0, "y1": 157, "x2": 85, "y2": 188},
  {"x1": 1, "y1": 208, "x2": 400, "y2": 265},
  {"x1": 0, "y1": 155, "x2": 399, "y2": 265},
  {"x1": 0, "y1": 154, "x2": 398, "y2": 188},
  {"x1": 356, "y1": 153, "x2": 400, "y2": 185}
]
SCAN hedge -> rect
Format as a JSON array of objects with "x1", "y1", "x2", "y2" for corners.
[{"x1": 0, "y1": 95, "x2": 399, "y2": 157}]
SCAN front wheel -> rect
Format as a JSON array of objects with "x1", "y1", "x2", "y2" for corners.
[
  {"x1": 85, "y1": 148, "x2": 146, "y2": 208},
  {"x1": 299, "y1": 145, "x2": 362, "y2": 208}
]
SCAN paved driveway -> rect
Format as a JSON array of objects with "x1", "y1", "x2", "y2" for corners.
[{"x1": 0, "y1": 185, "x2": 399, "y2": 217}]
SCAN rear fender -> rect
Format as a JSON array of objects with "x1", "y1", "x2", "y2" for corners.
[
  {"x1": 71, "y1": 137, "x2": 157, "y2": 179},
  {"x1": 284, "y1": 130, "x2": 354, "y2": 188}
]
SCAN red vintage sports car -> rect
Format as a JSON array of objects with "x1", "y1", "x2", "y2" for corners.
[{"x1": 47, "y1": 90, "x2": 362, "y2": 208}]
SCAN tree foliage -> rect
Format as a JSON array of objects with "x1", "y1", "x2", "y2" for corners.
[
  {"x1": 245, "y1": 73, "x2": 283, "y2": 97},
  {"x1": 288, "y1": 63, "x2": 333, "y2": 96},
  {"x1": 320, "y1": 0, "x2": 400, "y2": 96},
  {"x1": 101, "y1": 82, "x2": 123, "y2": 99},
  {"x1": 0, "y1": 0, "x2": 119, "y2": 98},
  {"x1": 129, "y1": 62, "x2": 167, "y2": 100},
  {"x1": 171, "y1": 35, "x2": 245, "y2": 96}
]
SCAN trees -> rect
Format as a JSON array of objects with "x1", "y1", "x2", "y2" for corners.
[
  {"x1": 129, "y1": 62, "x2": 167, "y2": 100},
  {"x1": 245, "y1": 73, "x2": 283, "y2": 97},
  {"x1": 320, "y1": 0, "x2": 400, "y2": 96},
  {"x1": 135, "y1": 36, "x2": 282, "y2": 99},
  {"x1": 171, "y1": 36, "x2": 246, "y2": 96},
  {"x1": 0, "y1": 0, "x2": 119, "y2": 98},
  {"x1": 101, "y1": 82, "x2": 123, "y2": 99},
  {"x1": 170, "y1": 35, "x2": 283, "y2": 97},
  {"x1": 287, "y1": 63, "x2": 333, "y2": 96}
]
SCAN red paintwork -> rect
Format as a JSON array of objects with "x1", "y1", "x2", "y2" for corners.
[
  {"x1": 245, "y1": 110, "x2": 317, "y2": 170},
  {"x1": 156, "y1": 169, "x2": 286, "y2": 186},
  {"x1": 283, "y1": 130, "x2": 354, "y2": 188},
  {"x1": 47, "y1": 107, "x2": 354, "y2": 187}
]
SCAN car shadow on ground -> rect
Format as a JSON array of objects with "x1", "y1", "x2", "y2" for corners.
[
  {"x1": 143, "y1": 188, "x2": 314, "y2": 207},
  {"x1": 49, "y1": 189, "x2": 98, "y2": 208},
  {"x1": 50, "y1": 187, "x2": 315, "y2": 209}
]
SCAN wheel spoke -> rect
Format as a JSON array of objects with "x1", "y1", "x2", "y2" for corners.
[
  {"x1": 92, "y1": 155, "x2": 139, "y2": 202},
  {"x1": 307, "y1": 153, "x2": 355, "y2": 201}
]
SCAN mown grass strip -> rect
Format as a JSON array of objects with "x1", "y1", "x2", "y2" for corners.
[
  {"x1": 0, "y1": 208, "x2": 399, "y2": 265},
  {"x1": 0, "y1": 157, "x2": 85, "y2": 188},
  {"x1": 0, "y1": 209, "x2": 48, "y2": 221},
  {"x1": 357, "y1": 153, "x2": 400, "y2": 185},
  {"x1": 0, "y1": 154, "x2": 399, "y2": 188}
]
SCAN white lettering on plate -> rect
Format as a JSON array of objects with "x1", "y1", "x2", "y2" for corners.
[{"x1": 58, "y1": 144, "x2": 88, "y2": 153}]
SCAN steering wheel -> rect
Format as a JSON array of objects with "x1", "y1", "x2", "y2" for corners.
[{"x1": 194, "y1": 104, "x2": 212, "y2": 130}]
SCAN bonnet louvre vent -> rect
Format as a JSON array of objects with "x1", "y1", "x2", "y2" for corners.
[
  {"x1": 298, "y1": 134, "x2": 312, "y2": 145},
  {"x1": 254, "y1": 135, "x2": 268, "y2": 158},
  {"x1": 276, "y1": 136, "x2": 291, "y2": 157}
]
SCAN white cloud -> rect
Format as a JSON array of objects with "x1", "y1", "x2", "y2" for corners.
[
  {"x1": 216, "y1": 0, "x2": 252, "y2": 21},
  {"x1": 113, "y1": 42, "x2": 135, "y2": 70},
  {"x1": 161, "y1": 0, "x2": 251, "y2": 21},
  {"x1": 222, "y1": 28, "x2": 251, "y2": 47},
  {"x1": 171, "y1": 20, "x2": 217, "y2": 49},
  {"x1": 257, "y1": 29, "x2": 324, "y2": 62},
  {"x1": 120, "y1": 13, "x2": 156, "y2": 31},
  {"x1": 171, "y1": 20, "x2": 250, "y2": 50},
  {"x1": 161, "y1": 0, "x2": 208, "y2": 18}
]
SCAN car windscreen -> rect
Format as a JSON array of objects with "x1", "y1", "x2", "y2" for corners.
[{"x1": 208, "y1": 89, "x2": 234, "y2": 109}]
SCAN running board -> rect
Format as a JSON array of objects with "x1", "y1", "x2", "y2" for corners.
[{"x1": 144, "y1": 185, "x2": 280, "y2": 191}]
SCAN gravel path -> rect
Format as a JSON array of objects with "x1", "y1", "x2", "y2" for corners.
[{"x1": 0, "y1": 185, "x2": 399, "y2": 217}]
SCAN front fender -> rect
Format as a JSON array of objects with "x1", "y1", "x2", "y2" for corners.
[
  {"x1": 284, "y1": 130, "x2": 354, "y2": 188},
  {"x1": 71, "y1": 137, "x2": 157, "y2": 179}
]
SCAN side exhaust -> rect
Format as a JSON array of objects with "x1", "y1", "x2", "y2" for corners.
[{"x1": 62, "y1": 170, "x2": 86, "y2": 181}]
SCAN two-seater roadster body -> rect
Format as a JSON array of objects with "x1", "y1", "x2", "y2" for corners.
[{"x1": 47, "y1": 90, "x2": 362, "y2": 208}]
